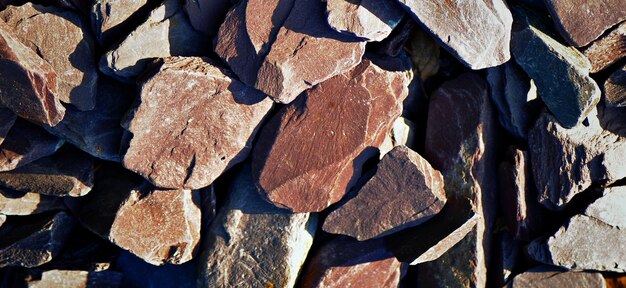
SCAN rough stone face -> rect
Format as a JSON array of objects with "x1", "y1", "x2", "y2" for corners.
[
  {"x1": 99, "y1": 0, "x2": 208, "y2": 82},
  {"x1": 1, "y1": 3, "x2": 98, "y2": 111},
  {"x1": 0, "y1": 20, "x2": 65, "y2": 126},
  {"x1": 91, "y1": 0, "x2": 151, "y2": 45},
  {"x1": 397, "y1": 0, "x2": 512, "y2": 69},
  {"x1": 300, "y1": 237, "x2": 405, "y2": 288},
  {"x1": 0, "y1": 120, "x2": 63, "y2": 172},
  {"x1": 508, "y1": 266, "x2": 607, "y2": 288},
  {"x1": 543, "y1": 0, "x2": 626, "y2": 47},
  {"x1": 0, "y1": 188, "x2": 64, "y2": 215},
  {"x1": 511, "y1": 8, "x2": 601, "y2": 129},
  {"x1": 252, "y1": 58, "x2": 410, "y2": 212},
  {"x1": 529, "y1": 109, "x2": 626, "y2": 210},
  {"x1": 122, "y1": 57, "x2": 273, "y2": 189},
  {"x1": 583, "y1": 22, "x2": 626, "y2": 73},
  {"x1": 605, "y1": 64, "x2": 626, "y2": 107},
  {"x1": 0, "y1": 108, "x2": 15, "y2": 146},
  {"x1": 325, "y1": 0, "x2": 404, "y2": 42},
  {"x1": 323, "y1": 145, "x2": 446, "y2": 240},
  {"x1": 184, "y1": 0, "x2": 232, "y2": 35},
  {"x1": 0, "y1": 212, "x2": 75, "y2": 268},
  {"x1": 584, "y1": 187, "x2": 626, "y2": 228},
  {"x1": 29, "y1": 270, "x2": 122, "y2": 288},
  {"x1": 198, "y1": 165, "x2": 317, "y2": 288}
]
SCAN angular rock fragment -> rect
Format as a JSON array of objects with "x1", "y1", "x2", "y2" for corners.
[
  {"x1": 184, "y1": 0, "x2": 232, "y2": 36},
  {"x1": 529, "y1": 110, "x2": 626, "y2": 210},
  {"x1": 511, "y1": 8, "x2": 601, "y2": 128},
  {"x1": 584, "y1": 186, "x2": 626, "y2": 228},
  {"x1": 1, "y1": 3, "x2": 98, "y2": 111},
  {"x1": 323, "y1": 145, "x2": 446, "y2": 240},
  {"x1": 252, "y1": 58, "x2": 410, "y2": 212},
  {"x1": 0, "y1": 188, "x2": 64, "y2": 215},
  {"x1": 583, "y1": 21, "x2": 626, "y2": 73},
  {"x1": 0, "y1": 20, "x2": 65, "y2": 126},
  {"x1": 325, "y1": 0, "x2": 404, "y2": 42},
  {"x1": 300, "y1": 237, "x2": 405, "y2": 288},
  {"x1": 198, "y1": 165, "x2": 317, "y2": 288},
  {"x1": 0, "y1": 108, "x2": 15, "y2": 146},
  {"x1": 0, "y1": 212, "x2": 74, "y2": 268},
  {"x1": 0, "y1": 120, "x2": 63, "y2": 172},
  {"x1": 397, "y1": 0, "x2": 512, "y2": 69},
  {"x1": 28, "y1": 270, "x2": 123, "y2": 288},
  {"x1": 122, "y1": 57, "x2": 272, "y2": 189},
  {"x1": 605, "y1": 64, "x2": 626, "y2": 107},
  {"x1": 99, "y1": 0, "x2": 208, "y2": 82},
  {"x1": 543, "y1": 0, "x2": 626, "y2": 47},
  {"x1": 91, "y1": 0, "x2": 151, "y2": 45},
  {"x1": 508, "y1": 266, "x2": 606, "y2": 288}
]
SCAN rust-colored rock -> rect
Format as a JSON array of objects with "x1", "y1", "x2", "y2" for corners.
[
  {"x1": 252, "y1": 58, "x2": 411, "y2": 212},
  {"x1": 583, "y1": 21, "x2": 626, "y2": 73},
  {"x1": 325, "y1": 0, "x2": 404, "y2": 42},
  {"x1": 605, "y1": 64, "x2": 626, "y2": 107},
  {"x1": 0, "y1": 188, "x2": 64, "y2": 215},
  {"x1": 122, "y1": 57, "x2": 272, "y2": 189},
  {"x1": 0, "y1": 120, "x2": 63, "y2": 172},
  {"x1": 323, "y1": 145, "x2": 446, "y2": 240}
]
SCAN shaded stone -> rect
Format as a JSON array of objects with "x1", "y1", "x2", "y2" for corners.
[
  {"x1": 252, "y1": 58, "x2": 411, "y2": 212},
  {"x1": 606, "y1": 275, "x2": 626, "y2": 288},
  {"x1": 115, "y1": 251, "x2": 196, "y2": 288},
  {"x1": 91, "y1": 0, "x2": 151, "y2": 45},
  {"x1": 397, "y1": 0, "x2": 512, "y2": 69},
  {"x1": 184, "y1": 0, "x2": 233, "y2": 36},
  {"x1": 0, "y1": 188, "x2": 64, "y2": 216},
  {"x1": 0, "y1": 108, "x2": 15, "y2": 146},
  {"x1": 325, "y1": 0, "x2": 404, "y2": 42},
  {"x1": 529, "y1": 109, "x2": 626, "y2": 210},
  {"x1": 493, "y1": 232, "x2": 521, "y2": 286},
  {"x1": 369, "y1": 18, "x2": 415, "y2": 57},
  {"x1": 0, "y1": 214, "x2": 4, "y2": 227},
  {"x1": 605, "y1": 64, "x2": 626, "y2": 107},
  {"x1": 198, "y1": 164, "x2": 317, "y2": 288},
  {"x1": 584, "y1": 186, "x2": 626, "y2": 228},
  {"x1": 122, "y1": 57, "x2": 272, "y2": 189},
  {"x1": 45, "y1": 76, "x2": 134, "y2": 162},
  {"x1": 0, "y1": 20, "x2": 64, "y2": 126},
  {"x1": 1, "y1": 3, "x2": 98, "y2": 111},
  {"x1": 28, "y1": 270, "x2": 122, "y2": 288},
  {"x1": 543, "y1": 0, "x2": 626, "y2": 47},
  {"x1": 0, "y1": 212, "x2": 75, "y2": 268},
  {"x1": 508, "y1": 266, "x2": 606, "y2": 288},
  {"x1": 511, "y1": 7, "x2": 601, "y2": 128},
  {"x1": 323, "y1": 145, "x2": 446, "y2": 240},
  {"x1": 99, "y1": 0, "x2": 208, "y2": 82},
  {"x1": 300, "y1": 237, "x2": 405, "y2": 288},
  {"x1": 584, "y1": 22, "x2": 626, "y2": 73},
  {"x1": 405, "y1": 25, "x2": 440, "y2": 80},
  {"x1": 0, "y1": 147, "x2": 93, "y2": 197},
  {"x1": 486, "y1": 62, "x2": 538, "y2": 140},
  {"x1": 0, "y1": 120, "x2": 63, "y2": 172}
]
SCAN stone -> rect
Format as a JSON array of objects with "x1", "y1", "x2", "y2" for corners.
[
  {"x1": 99, "y1": 0, "x2": 208, "y2": 82},
  {"x1": 405, "y1": 25, "x2": 440, "y2": 80},
  {"x1": 0, "y1": 148, "x2": 93, "y2": 197},
  {"x1": 252, "y1": 58, "x2": 410, "y2": 212},
  {"x1": 184, "y1": 0, "x2": 232, "y2": 36},
  {"x1": 508, "y1": 266, "x2": 607, "y2": 288},
  {"x1": 584, "y1": 186, "x2": 626, "y2": 228},
  {"x1": 0, "y1": 20, "x2": 65, "y2": 126},
  {"x1": 511, "y1": 7, "x2": 601, "y2": 129},
  {"x1": 325, "y1": 0, "x2": 404, "y2": 42},
  {"x1": 529, "y1": 109, "x2": 626, "y2": 210},
  {"x1": 0, "y1": 188, "x2": 64, "y2": 215},
  {"x1": 323, "y1": 145, "x2": 446, "y2": 240},
  {"x1": 583, "y1": 22, "x2": 626, "y2": 73},
  {"x1": 28, "y1": 270, "x2": 123, "y2": 288},
  {"x1": 115, "y1": 251, "x2": 196, "y2": 288},
  {"x1": 0, "y1": 120, "x2": 63, "y2": 172},
  {"x1": 0, "y1": 212, "x2": 75, "y2": 268},
  {"x1": 45, "y1": 76, "x2": 134, "y2": 162},
  {"x1": 486, "y1": 62, "x2": 538, "y2": 140},
  {"x1": 1, "y1": 3, "x2": 98, "y2": 111},
  {"x1": 605, "y1": 64, "x2": 626, "y2": 107},
  {"x1": 122, "y1": 57, "x2": 272, "y2": 189},
  {"x1": 606, "y1": 275, "x2": 626, "y2": 288},
  {"x1": 91, "y1": 0, "x2": 151, "y2": 45},
  {"x1": 369, "y1": 18, "x2": 415, "y2": 57},
  {"x1": 397, "y1": 0, "x2": 512, "y2": 69},
  {"x1": 198, "y1": 164, "x2": 317, "y2": 288},
  {"x1": 0, "y1": 108, "x2": 15, "y2": 146},
  {"x1": 300, "y1": 237, "x2": 405, "y2": 288},
  {"x1": 543, "y1": 0, "x2": 626, "y2": 47}
]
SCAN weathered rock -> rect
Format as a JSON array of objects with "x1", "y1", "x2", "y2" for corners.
[
  {"x1": 198, "y1": 164, "x2": 317, "y2": 288},
  {"x1": 252, "y1": 58, "x2": 410, "y2": 212},
  {"x1": 0, "y1": 188, "x2": 64, "y2": 215},
  {"x1": 0, "y1": 120, "x2": 63, "y2": 172},
  {"x1": 584, "y1": 186, "x2": 626, "y2": 228},
  {"x1": 583, "y1": 21, "x2": 626, "y2": 73},
  {"x1": 486, "y1": 62, "x2": 538, "y2": 140},
  {"x1": 184, "y1": 0, "x2": 232, "y2": 36},
  {"x1": 91, "y1": 0, "x2": 151, "y2": 45},
  {"x1": 397, "y1": 0, "x2": 512, "y2": 69},
  {"x1": 28, "y1": 270, "x2": 123, "y2": 288},
  {"x1": 1, "y1": 3, "x2": 98, "y2": 111},
  {"x1": 508, "y1": 266, "x2": 607, "y2": 288},
  {"x1": 115, "y1": 251, "x2": 196, "y2": 288},
  {"x1": 0, "y1": 108, "x2": 15, "y2": 146},
  {"x1": 122, "y1": 57, "x2": 272, "y2": 189},
  {"x1": 325, "y1": 0, "x2": 404, "y2": 42},
  {"x1": 0, "y1": 212, "x2": 74, "y2": 268},
  {"x1": 605, "y1": 64, "x2": 626, "y2": 107},
  {"x1": 323, "y1": 145, "x2": 446, "y2": 240},
  {"x1": 46, "y1": 76, "x2": 134, "y2": 162},
  {"x1": 529, "y1": 109, "x2": 626, "y2": 210},
  {"x1": 300, "y1": 237, "x2": 405, "y2": 288},
  {"x1": 543, "y1": 0, "x2": 626, "y2": 47},
  {"x1": 405, "y1": 25, "x2": 440, "y2": 80},
  {"x1": 511, "y1": 7, "x2": 601, "y2": 128},
  {"x1": 0, "y1": 148, "x2": 93, "y2": 197},
  {"x1": 0, "y1": 20, "x2": 65, "y2": 126},
  {"x1": 99, "y1": 0, "x2": 208, "y2": 82}
]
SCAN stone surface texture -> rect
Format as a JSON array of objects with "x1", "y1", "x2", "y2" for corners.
[
  {"x1": 605, "y1": 64, "x2": 626, "y2": 107},
  {"x1": 508, "y1": 266, "x2": 607, "y2": 288},
  {"x1": 325, "y1": 0, "x2": 404, "y2": 42},
  {"x1": 583, "y1": 21, "x2": 626, "y2": 73},
  {"x1": 584, "y1": 187, "x2": 626, "y2": 228},
  {"x1": 91, "y1": 0, "x2": 150, "y2": 45},
  {"x1": 0, "y1": 120, "x2": 63, "y2": 172}
]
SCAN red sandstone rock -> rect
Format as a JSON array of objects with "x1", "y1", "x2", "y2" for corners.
[{"x1": 583, "y1": 21, "x2": 626, "y2": 73}]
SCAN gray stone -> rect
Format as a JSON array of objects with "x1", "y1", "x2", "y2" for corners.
[
  {"x1": 326, "y1": 0, "x2": 404, "y2": 42},
  {"x1": 0, "y1": 120, "x2": 63, "y2": 172},
  {"x1": 585, "y1": 186, "x2": 626, "y2": 228},
  {"x1": 508, "y1": 266, "x2": 606, "y2": 288},
  {"x1": 605, "y1": 64, "x2": 626, "y2": 107},
  {"x1": 198, "y1": 164, "x2": 317, "y2": 288},
  {"x1": 583, "y1": 21, "x2": 626, "y2": 73},
  {"x1": 0, "y1": 188, "x2": 64, "y2": 216},
  {"x1": 184, "y1": 0, "x2": 232, "y2": 35},
  {"x1": 91, "y1": 0, "x2": 151, "y2": 45}
]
